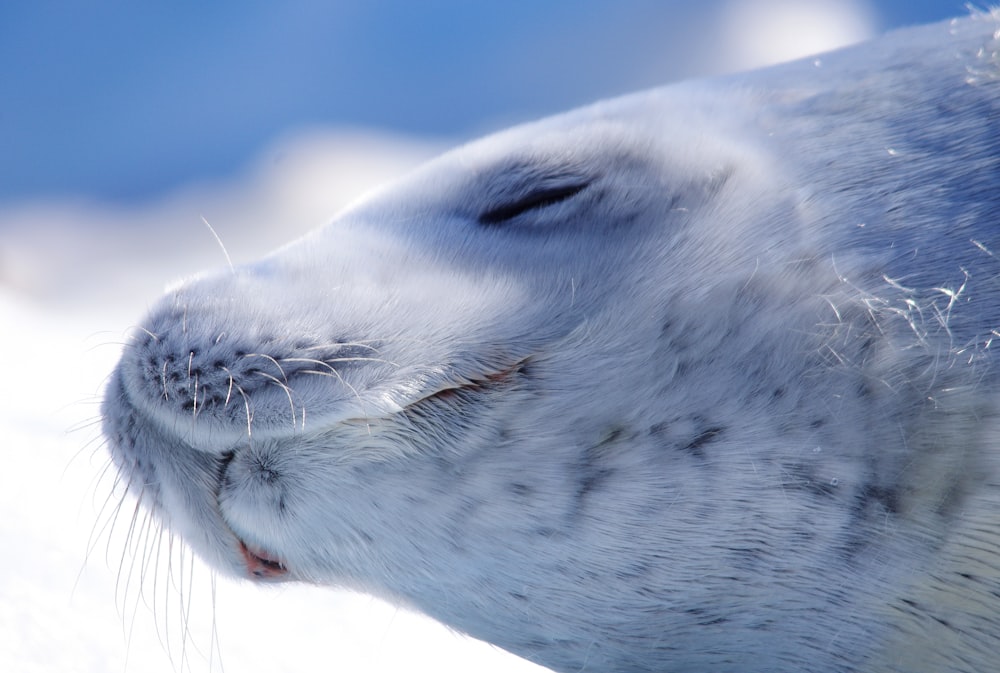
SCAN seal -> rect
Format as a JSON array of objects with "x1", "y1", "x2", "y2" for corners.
[{"x1": 101, "y1": 12, "x2": 1000, "y2": 673}]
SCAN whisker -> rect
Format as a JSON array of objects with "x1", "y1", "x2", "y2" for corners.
[
  {"x1": 224, "y1": 370, "x2": 235, "y2": 408},
  {"x1": 256, "y1": 371, "x2": 299, "y2": 430},
  {"x1": 75, "y1": 464, "x2": 128, "y2": 597},
  {"x1": 84, "y1": 462, "x2": 127, "y2": 563},
  {"x1": 244, "y1": 352, "x2": 289, "y2": 382},
  {"x1": 209, "y1": 573, "x2": 224, "y2": 672},
  {"x1": 300, "y1": 340, "x2": 383, "y2": 353},
  {"x1": 151, "y1": 525, "x2": 170, "y2": 655},
  {"x1": 161, "y1": 360, "x2": 171, "y2": 400},
  {"x1": 201, "y1": 215, "x2": 236, "y2": 274},
  {"x1": 163, "y1": 533, "x2": 178, "y2": 666},
  {"x1": 295, "y1": 368, "x2": 371, "y2": 432},
  {"x1": 65, "y1": 415, "x2": 109, "y2": 460},
  {"x1": 192, "y1": 371, "x2": 200, "y2": 419},
  {"x1": 177, "y1": 543, "x2": 191, "y2": 670},
  {"x1": 115, "y1": 492, "x2": 146, "y2": 608},
  {"x1": 221, "y1": 366, "x2": 254, "y2": 438},
  {"x1": 281, "y1": 355, "x2": 400, "y2": 368},
  {"x1": 134, "y1": 508, "x2": 161, "y2": 612},
  {"x1": 135, "y1": 325, "x2": 161, "y2": 342}
]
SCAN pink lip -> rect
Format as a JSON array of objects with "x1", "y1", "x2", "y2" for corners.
[{"x1": 239, "y1": 540, "x2": 289, "y2": 579}]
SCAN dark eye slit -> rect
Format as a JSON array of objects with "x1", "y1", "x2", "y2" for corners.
[{"x1": 478, "y1": 181, "x2": 590, "y2": 225}]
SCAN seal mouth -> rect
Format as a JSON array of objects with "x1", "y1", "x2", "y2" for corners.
[{"x1": 239, "y1": 540, "x2": 289, "y2": 580}]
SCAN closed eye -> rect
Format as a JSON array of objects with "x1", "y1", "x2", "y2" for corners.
[{"x1": 478, "y1": 181, "x2": 591, "y2": 226}]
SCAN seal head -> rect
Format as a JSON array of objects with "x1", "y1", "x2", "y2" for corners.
[{"x1": 103, "y1": 13, "x2": 1000, "y2": 673}]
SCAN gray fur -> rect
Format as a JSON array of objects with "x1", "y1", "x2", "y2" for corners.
[{"x1": 102, "y1": 12, "x2": 1000, "y2": 672}]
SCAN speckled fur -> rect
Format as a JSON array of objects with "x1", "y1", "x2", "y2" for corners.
[{"x1": 102, "y1": 12, "x2": 1000, "y2": 673}]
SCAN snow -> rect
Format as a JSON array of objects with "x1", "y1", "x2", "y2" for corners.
[{"x1": 0, "y1": 130, "x2": 547, "y2": 673}]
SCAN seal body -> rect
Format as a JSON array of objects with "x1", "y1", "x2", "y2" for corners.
[{"x1": 102, "y1": 13, "x2": 1000, "y2": 673}]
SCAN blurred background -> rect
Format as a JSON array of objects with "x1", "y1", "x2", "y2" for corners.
[
  {"x1": 0, "y1": 0, "x2": 965, "y2": 206},
  {"x1": 0, "y1": 2, "x2": 971, "y2": 672},
  {"x1": 0, "y1": 0, "x2": 967, "y2": 304}
]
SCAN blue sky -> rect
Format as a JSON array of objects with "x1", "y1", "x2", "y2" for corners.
[{"x1": 0, "y1": 0, "x2": 966, "y2": 204}]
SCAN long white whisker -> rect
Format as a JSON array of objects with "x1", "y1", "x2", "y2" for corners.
[
  {"x1": 256, "y1": 371, "x2": 299, "y2": 430},
  {"x1": 201, "y1": 215, "x2": 236, "y2": 274},
  {"x1": 295, "y1": 368, "x2": 371, "y2": 432},
  {"x1": 222, "y1": 366, "x2": 254, "y2": 438},
  {"x1": 114, "y1": 491, "x2": 145, "y2": 607},
  {"x1": 210, "y1": 572, "x2": 225, "y2": 673},
  {"x1": 244, "y1": 352, "x2": 289, "y2": 381},
  {"x1": 282, "y1": 355, "x2": 400, "y2": 368},
  {"x1": 300, "y1": 340, "x2": 383, "y2": 353}
]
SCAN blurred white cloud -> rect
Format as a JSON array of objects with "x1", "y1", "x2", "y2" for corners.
[
  {"x1": 716, "y1": 0, "x2": 876, "y2": 70},
  {"x1": 0, "y1": 130, "x2": 440, "y2": 306}
]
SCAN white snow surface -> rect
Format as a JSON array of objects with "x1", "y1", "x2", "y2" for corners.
[{"x1": 0, "y1": 129, "x2": 548, "y2": 673}]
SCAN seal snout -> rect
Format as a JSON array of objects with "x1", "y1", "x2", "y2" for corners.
[{"x1": 124, "y1": 295, "x2": 387, "y2": 436}]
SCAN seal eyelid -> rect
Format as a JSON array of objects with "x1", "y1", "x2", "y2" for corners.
[{"x1": 478, "y1": 180, "x2": 591, "y2": 226}]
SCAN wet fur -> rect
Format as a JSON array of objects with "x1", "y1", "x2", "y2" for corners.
[{"x1": 102, "y1": 12, "x2": 1000, "y2": 673}]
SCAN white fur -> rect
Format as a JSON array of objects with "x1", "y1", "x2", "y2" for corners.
[{"x1": 102, "y1": 12, "x2": 1000, "y2": 673}]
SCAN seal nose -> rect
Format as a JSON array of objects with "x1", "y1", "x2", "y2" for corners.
[{"x1": 121, "y1": 286, "x2": 388, "y2": 444}]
